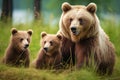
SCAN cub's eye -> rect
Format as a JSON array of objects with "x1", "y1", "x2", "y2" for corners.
[
  {"x1": 44, "y1": 41, "x2": 46, "y2": 44},
  {"x1": 79, "y1": 18, "x2": 83, "y2": 25},
  {"x1": 27, "y1": 38, "x2": 29, "y2": 42},
  {"x1": 50, "y1": 41, "x2": 53, "y2": 46},
  {"x1": 20, "y1": 38, "x2": 23, "y2": 42},
  {"x1": 70, "y1": 18, "x2": 73, "y2": 23}
]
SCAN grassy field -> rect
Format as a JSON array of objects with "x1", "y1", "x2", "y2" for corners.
[{"x1": 0, "y1": 19, "x2": 120, "y2": 80}]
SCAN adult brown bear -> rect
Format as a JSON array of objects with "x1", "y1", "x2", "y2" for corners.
[{"x1": 58, "y1": 2, "x2": 116, "y2": 75}]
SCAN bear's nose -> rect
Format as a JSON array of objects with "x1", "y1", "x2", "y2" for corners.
[
  {"x1": 44, "y1": 47, "x2": 48, "y2": 52},
  {"x1": 24, "y1": 44, "x2": 29, "y2": 48},
  {"x1": 71, "y1": 27, "x2": 76, "y2": 33}
]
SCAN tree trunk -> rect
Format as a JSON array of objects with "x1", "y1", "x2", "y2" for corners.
[
  {"x1": 34, "y1": 0, "x2": 41, "y2": 20},
  {"x1": 1, "y1": 0, "x2": 13, "y2": 22}
]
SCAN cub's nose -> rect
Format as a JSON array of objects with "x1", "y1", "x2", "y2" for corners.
[
  {"x1": 24, "y1": 44, "x2": 29, "y2": 48},
  {"x1": 71, "y1": 27, "x2": 76, "y2": 33},
  {"x1": 44, "y1": 47, "x2": 48, "y2": 52}
]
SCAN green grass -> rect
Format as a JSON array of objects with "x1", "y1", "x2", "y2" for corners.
[{"x1": 0, "y1": 19, "x2": 120, "y2": 80}]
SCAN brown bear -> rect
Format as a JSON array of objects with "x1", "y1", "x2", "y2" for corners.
[
  {"x1": 3, "y1": 28, "x2": 33, "y2": 67},
  {"x1": 58, "y1": 2, "x2": 116, "y2": 75},
  {"x1": 34, "y1": 32, "x2": 62, "y2": 69}
]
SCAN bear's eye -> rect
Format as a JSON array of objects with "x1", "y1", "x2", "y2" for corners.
[
  {"x1": 79, "y1": 18, "x2": 83, "y2": 25},
  {"x1": 70, "y1": 18, "x2": 73, "y2": 23},
  {"x1": 20, "y1": 38, "x2": 23, "y2": 42},
  {"x1": 27, "y1": 38, "x2": 29, "y2": 42},
  {"x1": 44, "y1": 41, "x2": 46, "y2": 44},
  {"x1": 50, "y1": 41, "x2": 53, "y2": 46}
]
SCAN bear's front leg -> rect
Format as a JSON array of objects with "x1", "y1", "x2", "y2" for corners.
[{"x1": 75, "y1": 43, "x2": 85, "y2": 69}]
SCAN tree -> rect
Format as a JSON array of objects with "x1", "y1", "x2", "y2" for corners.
[
  {"x1": 34, "y1": 0, "x2": 41, "y2": 20},
  {"x1": 1, "y1": 0, "x2": 13, "y2": 22}
]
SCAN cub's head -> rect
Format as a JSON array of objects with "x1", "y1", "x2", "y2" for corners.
[
  {"x1": 41, "y1": 32, "x2": 62, "y2": 56},
  {"x1": 60, "y1": 2, "x2": 99, "y2": 42},
  {"x1": 11, "y1": 28, "x2": 33, "y2": 51}
]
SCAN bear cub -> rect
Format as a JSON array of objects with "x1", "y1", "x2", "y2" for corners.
[
  {"x1": 3, "y1": 28, "x2": 33, "y2": 67},
  {"x1": 34, "y1": 32, "x2": 62, "y2": 69}
]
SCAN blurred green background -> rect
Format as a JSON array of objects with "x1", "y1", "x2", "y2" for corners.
[
  {"x1": 0, "y1": 0, "x2": 120, "y2": 80},
  {"x1": 0, "y1": 0, "x2": 120, "y2": 25}
]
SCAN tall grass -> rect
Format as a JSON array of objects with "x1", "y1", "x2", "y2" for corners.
[{"x1": 0, "y1": 19, "x2": 120, "y2": 80}]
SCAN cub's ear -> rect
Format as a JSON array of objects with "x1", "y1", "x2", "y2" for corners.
[
  {"x1": 87, "y1": 3, "x2": 97, "y2": 13},
  {"x1": 27, "y1": 29, "x2": 33, "y2": 36},
  {"x1": 11, "y1": 28, "x2": 17, "y2": 35},
  {"x1": 57, "y1": 34, "x2": 62, "y2": 40},
  {"x1": 62, "y1": 2, "x2": 71, "y2": 12},
  {"x1": 41, "y1": 32, "x2": 47, "y2": 38}
]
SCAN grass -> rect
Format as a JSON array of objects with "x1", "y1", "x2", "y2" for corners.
[{"x1": 0, "y1": 18, "x2": 120, "y2": 80}]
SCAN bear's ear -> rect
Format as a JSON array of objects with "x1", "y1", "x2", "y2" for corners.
[
  {"x1": 27, "y1": 29, "x2": 33, "y2": 36},
  {"x1": 87, "y1": 3, "x2": 97, "y2": 13},
  {"x1": 57, "y1": 34, "x2": 62, "y2": 40},
  {"x1": 11, "y1": 28, "x2": 18, "y2": 35},
  {"x1": 41, "y1": 32, "x2": 47, "y2": 38},
  {"x1": 62, "y1": 2, "x2": 71, "y2": 12}
]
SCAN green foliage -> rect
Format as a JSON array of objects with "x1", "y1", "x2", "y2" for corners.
[
  {"x1": 0, "y1": 64, "x2": 64, "y2": 80},
  {"x1": 43, "y1": 0, "x2": 119, "y2": 17},
  {"x1": 65, "y1": 69, "x2": 98, "y2": 80},
  {"x1": 0, "y1": 19, "x2": 120, "y2": 80}
]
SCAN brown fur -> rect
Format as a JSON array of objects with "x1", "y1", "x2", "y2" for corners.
[
  {"x1": 3, "y1": 28, "x2": 33, "y2": 67},
  {"x1": 58, "y1": 2, "x2": 116, "y2": 75},
  {"x1": 34, "y1": 32, "x2": 62, "y2": 69},
  {"x1": 35, "y1": 49, "x2": 62, "y2": 69},
  {"x1": 60, "y1": 35, "x2": 75, "y2": 66}
]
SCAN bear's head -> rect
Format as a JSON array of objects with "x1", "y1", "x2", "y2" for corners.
[
  {"x1": 59, "y1": 2, "x2": 99, "y2": 42},
  {"x1": 11, "y1": 28, "x2": 33, "y2": 51},
  {"x1": 41, "y1": 32, "x2": 62, "y2": 56}
]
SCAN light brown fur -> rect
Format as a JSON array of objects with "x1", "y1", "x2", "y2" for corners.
[{"x1": 58, "y1": 2, "x2": 116, "y2": 75}]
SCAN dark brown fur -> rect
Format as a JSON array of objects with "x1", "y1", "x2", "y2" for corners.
[
  {"x1": 60, "y1": 36, "x2": 75, "y2": 67},
  {"x1": 3, "y1": 44, "x2": 30, "y2": 67},
  {"x1": 35, "y1": 49, "x2": 62, "y2": 69}
]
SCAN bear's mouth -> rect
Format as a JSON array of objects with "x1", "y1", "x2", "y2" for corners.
[
  {"x1": 24, "y1": 46, "x2": 28, "y2": 49},
  {"x1": 71, "y1": 30, "x2": 80, "y2": 36},
  {"x1": 46, "y1": 53, "x2": 52, "y2": 56}
]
